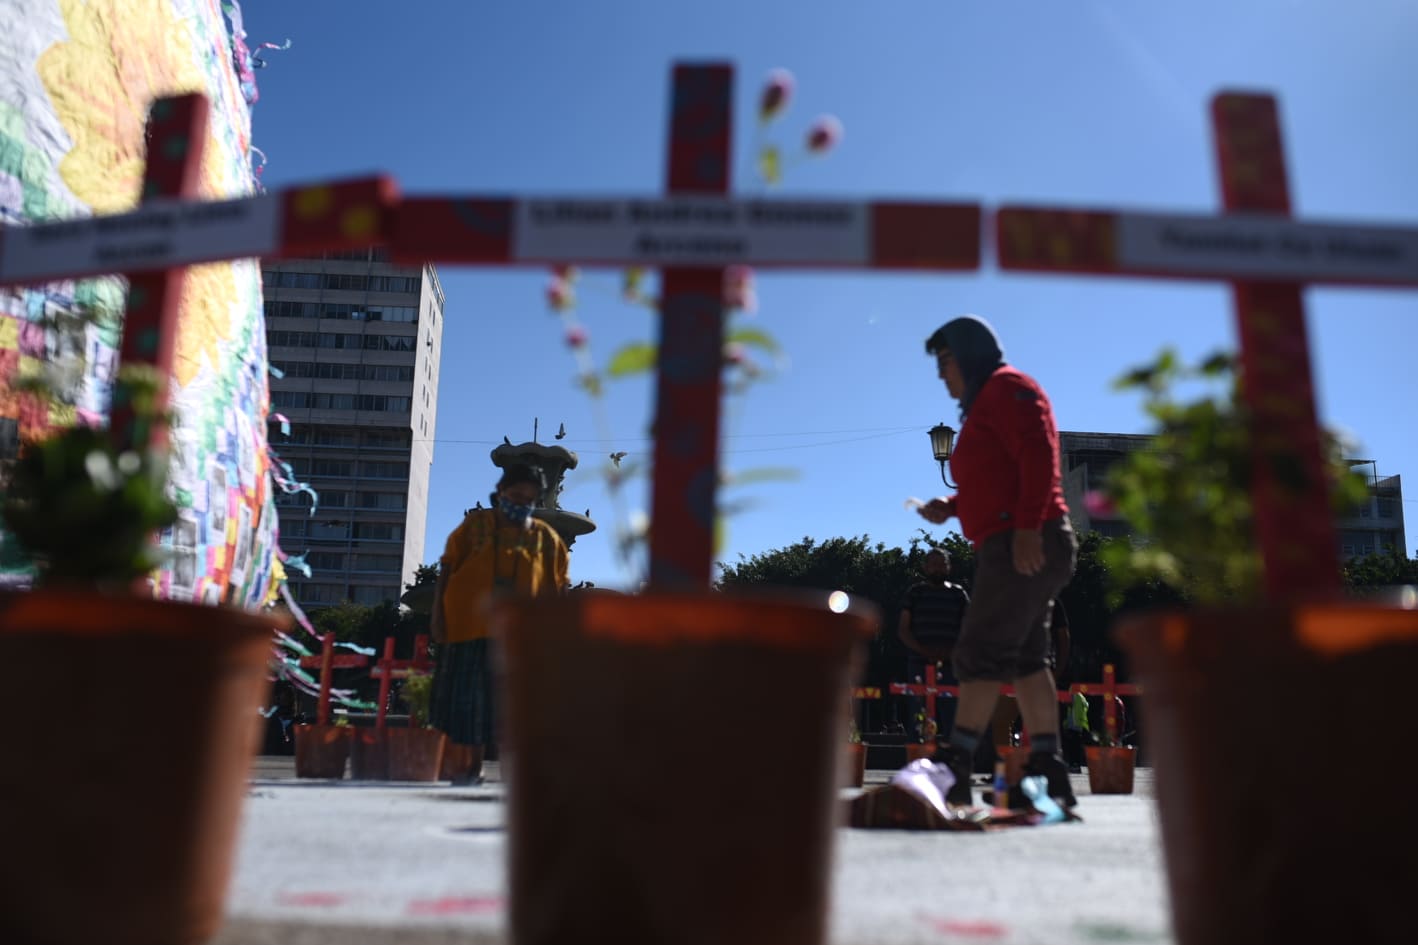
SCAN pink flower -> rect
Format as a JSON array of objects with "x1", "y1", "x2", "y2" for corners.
[
  {"x1": 759, "y1": 68, "x2": 795, "y2": 121},
  {"x1": 723, "y1": 266, "x2": 757, "y2": 312},
  {"x1": 1084, "y1": 490, "x2": 1117, "y2": 518},
  {"x1": 723, "y1": 342, "x2": 747, "y2": 365},
  {"x1": 564, "y1": 325, "x2": 588, "y2": 349},
  {"x1": 806, "y1": 115, "x2": 843, "y2": 154},
  {"x1": 546, "y1": 278, "x2": 574, "y2": 311}
]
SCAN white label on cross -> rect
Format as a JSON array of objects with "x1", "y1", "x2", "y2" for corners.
[
  {"x1": 0, "y1": 193, "x2": 283, "y2": 283},
  {"x1": 1116, "y1": 211, "x2": 1418, "y2": 284},
  {"x1": 512, "y1": 197, "x2": 871, "y2": 266}
]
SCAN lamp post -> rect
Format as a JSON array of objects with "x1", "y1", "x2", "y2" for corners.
[{"x1": 928, "y1": 423, "x2": 957, "y2": 488}]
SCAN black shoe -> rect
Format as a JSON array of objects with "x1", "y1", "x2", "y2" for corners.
[
  {"x1": 931, "y1": 744, "x2": 975, "y2": 806},
  {"x1": 1023, "y1": 751, "x2": 1077, "y2": 809}
]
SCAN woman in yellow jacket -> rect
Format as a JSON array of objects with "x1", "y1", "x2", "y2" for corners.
[{"x1": 430, "y1": 464, "x2": 568, "y2": 784}]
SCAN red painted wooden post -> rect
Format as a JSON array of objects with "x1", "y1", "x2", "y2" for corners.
[
  {"x1": 374, "y1": 636, "x2": 397, "y2": 731},
  {"x1": 648, "y1": 63, "x2": 733, "y2": 588},
  {"x1": 1212, "y1": 93, "x2": 1339, "y2": 597},
  {"x1": 316, "y1": 632, "x2": 335, "y2": 726},
  {"x1": 110, "y1": 94, "x2": 208, "y2": 455},
  {"x1": 888, "y1": 663, "x2": 948, "y2": 721},
  {"x1": 1102, "y1": 663, "x2": 1118, "y2": 744}
]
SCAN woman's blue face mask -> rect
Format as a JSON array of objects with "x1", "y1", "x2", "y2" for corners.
[{"x1": 497, "y1": 496, "x2": 536, "y2": 524}]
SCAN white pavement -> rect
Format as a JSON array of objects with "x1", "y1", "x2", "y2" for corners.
[{"x1": 214, "y1": 759, "x2": 1173, "y2": 945}]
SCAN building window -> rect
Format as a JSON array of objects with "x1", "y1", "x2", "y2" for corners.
[
  {"x1": 321, "y1": 273, "x2": 369, "y2": 291},
  {"x1": 353, "y1": 522, "x2": 405, "y2": 540},
  {"x1": 265, "y1": 300, "x2": 320, "y2": 319},
  {"x1": 271, "y1": 271, "x2": 322, "y2": 290},
  {"x1": 369, "y1": 275, "x2": 419, "y2": 293},
  {"x1": 362, "y1": 430, "x2": 411, "y2": 449},
  {"x1": 306, "y1": 551, "x2": 347, "y2": 570},
  {"x1": 357, "y1": 492, "x2": 407, "y2": 510},
  {"x1": 359, "y1": 461, "x2": 409, "y2": 479},
  {"x1": 351, "y1": 585, "x2": 395, "y2": 605},
  {"x1": 363, "y1": 334, "x2": 415, "y2": 352},
  {"x1": 351, "y1": 553, "x2": 403, "y2": 572},
  {"x1": 1377, "y1": 498, "x2": 1397, "y2": 518},
  {"x1": 293, "y1": 583, "x2": 348, "y2": 604}
]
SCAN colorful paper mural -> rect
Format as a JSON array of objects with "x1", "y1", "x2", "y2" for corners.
[{"x1": 0, "y1": 0, "x2": 280, "y2": 609}]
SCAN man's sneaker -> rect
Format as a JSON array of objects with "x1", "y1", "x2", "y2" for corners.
[
  {"x1": 1023, "y1": 751, "x2": 1077, "y2": 809},
  {"x1": 930, "y1": 744, "x2": 975, "y2": 806}
]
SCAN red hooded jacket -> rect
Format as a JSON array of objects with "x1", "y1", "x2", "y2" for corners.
[{"x1": 948, "y1": 366, "x2": 1069, "y2": 545}]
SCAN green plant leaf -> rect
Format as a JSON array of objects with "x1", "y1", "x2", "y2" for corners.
[
  {"x1": 722, "y1": 466, "x2": 800, "y2": 487},
  {"x1": 606, "y1": 342, "x2": 657, "y2": 378},
  {"x1": 725, "y1": 327, "x2": 781, "y2": 354}
]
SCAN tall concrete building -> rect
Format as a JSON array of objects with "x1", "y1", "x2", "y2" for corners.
[
  {"x1": 1058, "y1": 431, "x2": 1406, "y2": 559},
  {"x1": 262, "y1": 249, "x2": 444, "y2": 609}
]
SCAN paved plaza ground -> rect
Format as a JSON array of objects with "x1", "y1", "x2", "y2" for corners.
[{"x1": 213, "y1": 757, "x2": 1173, "y2": 945}]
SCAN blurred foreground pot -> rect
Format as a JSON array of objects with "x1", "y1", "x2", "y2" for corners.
[
  {"x1": 496, "y1": 590, "x2": 877, "y2": 945},
  {"x1": 0, "y1": 590, "x2": 280, "y2": 945},
  {"x1": 1116, "y1": 599, "x2": 1418, "y2": 945}
]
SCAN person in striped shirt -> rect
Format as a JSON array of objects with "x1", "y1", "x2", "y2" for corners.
[{"x1": 897, "y1": 549, "x2": 970, "y2": 742}]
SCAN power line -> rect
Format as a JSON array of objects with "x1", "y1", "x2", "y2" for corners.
[{"x1": 409, "y1": 424, "x2": 925, "y2": 448}]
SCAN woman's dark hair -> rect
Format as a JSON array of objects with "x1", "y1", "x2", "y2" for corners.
[
  {"x1": 494, "y1": 463, "x2": 546, "y2": 499},
  {"x1": 924, "y1": 315, "x2": 1006, "y2": 416}
]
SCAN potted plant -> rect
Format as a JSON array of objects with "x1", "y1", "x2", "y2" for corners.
[
  {"x1": 492, "y1": 70, "x2": 870, "y2": 945},
  {"x1": 844, "y1": 715, "x2": 868, "y2": 788},
  {"x1": 0, "y1": 346, "x2": 284, "y2": 945},
  {"x1": 904, "y1": 711, "x2": 938, "y2": 764},
  {"x1": 294, "y1": 713, "x2": 351, "y2": 780},
  {"x1": 1100, "y1": 349, "x2": 1412, "y2": 945},
  {"x1": 1082, "y1": 724, "x2": 1135, "y2": 795},
  {"x1": 387, "y1": 671, "x2": 445, "y2": 781}
]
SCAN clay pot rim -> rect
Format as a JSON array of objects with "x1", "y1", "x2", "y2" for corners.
[
  {"x1": 494, "y1": 587, "x2": 879, "y2": 649},
  {"x1": 0, "y1": 587, "x2": 288, "y2": 638}
]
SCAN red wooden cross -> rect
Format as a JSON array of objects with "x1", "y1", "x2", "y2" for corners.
[
  {"x1": 888, "y1": 663, "x2": 953, "y2": 721},
  {"x1": 996, "y1": 92, "x2": 1418, "y2": 599},
  {"x1": 1073, "y1": 663, "x2": 1129, "y2": 744},
  {"x1": 110, "y1": 94, "x2": 207, "y2": 455},
  {"x1": 368, "y1": 633, "x2": 434, "y2": 730},
  {"x1": 296, "y1": 631, "x2": 371, "y2": 725}
]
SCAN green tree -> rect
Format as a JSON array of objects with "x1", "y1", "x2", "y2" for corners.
[
  {"x1": 717, "y1": 532, "x2": 967, "y2": 692},
  {"x1": 1343, "y1": 549, "x2": 1418, "y2": 589},
  {"x1": 311, "y1": 601, "x2": 370, "y2": 643}
]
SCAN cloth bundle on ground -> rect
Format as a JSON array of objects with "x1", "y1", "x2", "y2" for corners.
[{"x1": 846, "y1": 760, "x2": 1079, "y2": 831}]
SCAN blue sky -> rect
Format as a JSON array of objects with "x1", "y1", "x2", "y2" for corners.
[{"x1": 246, "y1": 0, "x2": 1418, "y2": 590}]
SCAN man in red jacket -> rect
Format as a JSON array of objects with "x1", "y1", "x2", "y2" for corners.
[{"x1": 917, "y1": 315, "x2": 1079, "y2": 809}]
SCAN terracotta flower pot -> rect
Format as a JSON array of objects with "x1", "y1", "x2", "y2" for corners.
[
  {"x1": 349, "y1": 727, "x2": 389, "y2": 780},
  {"x1": 843, "y1": 741, "x2": 868, "y2": 787},
  {"x1": 903, "y1": 742, "x2": 936, "y2": 764},
  {"x1": 1116, "y1": 600, "x2": 1418, "y2": 945},
  {"x1": 495, "y1": 590, "x2": 877, "y2": 945},
  {"x1": 439, "y1": 740, "x2": 477, "y2": 781},
  {"x1": 386, "y1": 727, "x2": 446, "y2": 781},
  {"x1": 995, "y1": 745, "x2": 1031, "y2": 786},
  {"x1": 0, "y1": 589, "x2": 281, "y2": 945},
  {"x1": 294, "y1": 724, "x2": 351, "y2": 779},
  {"x1": 1084, "y1": 745, "x2": 1135, "y2": 794}
]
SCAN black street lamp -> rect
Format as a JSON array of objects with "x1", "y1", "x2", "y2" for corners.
[{"x1": 928, "y1": 423, "x2": 957, "y2": 488}]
